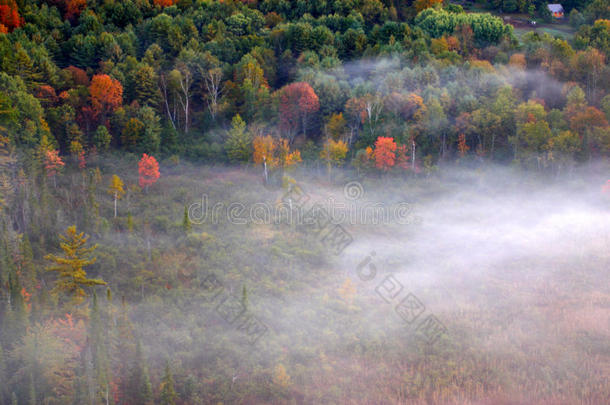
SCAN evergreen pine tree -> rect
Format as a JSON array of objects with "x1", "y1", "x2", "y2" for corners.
[
  {"x1": 44, "y1": 225, "x2": 106, "y2": 314},
  {"x1": 90, "y1": 292, "x2": 112, "y2": 404},
  {"x1": 159, "y1": 362, "x2": 177, "y2": 405},
  {"x1": 225, "y1": 114, "x2": 252, "y2": 163},
  {"x1": 127, "y1": 212, "x2": 134, "y2": 233},
  {"x1": 7, "y1": 271, "x2": 28, "y2": 344},
  {"x1": 182, "y1": 205, "x2": 191, "y2": 233},
  {"x1": 241, "y1": 284, "x2": 248, "y2": 311},
  {"x1": 19, "y1": 234, "x2": 35, "y2": 289},
  {"x1": 129, "y1": 340, "x2": 153, "y2": 405}
]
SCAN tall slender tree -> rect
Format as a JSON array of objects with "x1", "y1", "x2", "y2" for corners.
[{"x1": 45, "y1": 226, "x2": 106, "y2": 314}]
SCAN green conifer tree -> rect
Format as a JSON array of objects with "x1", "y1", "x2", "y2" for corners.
[{"x1": 159, "y1": 362, "x2": 177, "y2": 405}]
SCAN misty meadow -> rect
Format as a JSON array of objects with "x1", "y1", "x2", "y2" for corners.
[{"x1": 1, "y1": 0, "x2": 610, "y2": 404}]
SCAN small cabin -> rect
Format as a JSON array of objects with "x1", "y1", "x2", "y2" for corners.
[{"x1": 547, "y1": 4, "x2": 564, "y2": 19}]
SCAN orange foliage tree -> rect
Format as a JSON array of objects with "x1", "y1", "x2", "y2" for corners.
[
  {"x1": 277, "y1": 138, "x2": 301, "y2": 168},
  {"x1": 374, "y1": 136, "x2": 397, "y2": 172},
  {"x1": 457, "y1": 134, "x2": 470, "y2": 157},
  {"x1": 89, "y1": 74, "x2": 123, "y2": 122},
  {"x1": 0, "y1": 0, "x2": 23, "y2": 32},
  {"x1": 154, "y1": 0, "x2": 177, "y2": 6},
  {"x1": 45, "y1": 149, "x2": 65, "y2": 187},
  {"x1": 138, "y1": 153, "x2": 160, "y2": 191},
  {"x1": 253, "y1": 135, "x2": 277, "y2": 167},
  {"x1": 253, "y1": 135, "x2": 301, "y2": 169}
]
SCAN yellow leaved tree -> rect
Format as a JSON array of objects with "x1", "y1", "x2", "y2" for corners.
[
  {"x1": 45, "y1": 226, "x2": 106, "y2": 315},
  {"x1": 108, "y1": 174, "x2": 125, "y2": 218}
]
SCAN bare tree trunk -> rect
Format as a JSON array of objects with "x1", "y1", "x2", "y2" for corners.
[
  {"x1": 160, "y1": 75, "x2": 176, "y2": 130},
  {"x1": 202, "y1": 68, "x2": 223, "y2": 121},
  {"x1": 176, "y1": 67, "x2": 193, "y2": 133}
]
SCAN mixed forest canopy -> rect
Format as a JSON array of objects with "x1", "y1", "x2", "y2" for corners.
[
  {"x1": 0, "y1": 0, "x2": 609, "y2": 404},
  {"x1": 0, "y1": 0, "x2": 608, "y2": 168}
]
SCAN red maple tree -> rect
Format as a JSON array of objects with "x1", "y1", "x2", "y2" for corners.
[
  {"x1": 0, "y1": 0, "x2": 23, "y2": 32},
  {"x1": 89, "y1": 74, "x2": 123, "y2": 121},
  {"x1": 374, "y1": 136, "x2": 397, "y2": 172},
  {"x1": 278, "y1": 82, "x2": 319, "y2": 140},
  {"x1": 153, "y1": 0, "x2": 177, "y2": 6},
  {"x1": 64, "y1": 0, "x2": 86, "y2": 21},
  {"x1": 138, "y1": 153, "x2": 160, "y2": 191}
]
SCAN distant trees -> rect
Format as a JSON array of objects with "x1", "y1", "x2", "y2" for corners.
[
  {"x1": 277, "y1": 82, "x2": 319, "y2": 143},
  {"x1": 0, "y1": 0, "x2": 23, "y2": 32},
  {"x1": 138, "y1": 153, "x2": 160, "y2": 191},
  {"x1": 44, "y1": 149, "x2": 65, "y2": 188},
  {"x1": 415, "y1": 8, "x2": 514, "y2": 45},
  {"x1": 159, "y1": 363, "x2": 177, "y2": 405},
  {"x1": 374, "y1": 136, "x2": 398, "y2": 172},
  {"x1": 253, "y1": 135, "x2": 301, "y2": 169},
  {"x1": 320, "y1": 138, "x2": 348, "y2": 178},
  {"x1": 225, "y1": 114, "x2": 252, "y2": 163},
  {"x1": 45, "y1": 226, "x2": 106, "y2": 314},
  {"x1": 108, "y1": 175, "x2": 125, "y2": 218},
  {"x1": 89, "y1": 74, "x2": 123, "y2": 124}
]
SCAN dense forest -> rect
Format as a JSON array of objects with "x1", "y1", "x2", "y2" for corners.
[{"x1": 0, "y1": 0, "x2": 609, "y2": 404}]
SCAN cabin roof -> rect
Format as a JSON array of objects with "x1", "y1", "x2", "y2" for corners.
[{"x1": 547, "y1": 4, "x2": 564, "y2": 13}]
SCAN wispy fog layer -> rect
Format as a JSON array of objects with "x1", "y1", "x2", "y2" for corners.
[{"x1": 123, "y1": 162, "x2": 609, "y2": 403}]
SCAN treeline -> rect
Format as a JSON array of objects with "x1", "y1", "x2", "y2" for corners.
[{"x1": 0, "y1": 0, "x2": 607, "y2": 173}]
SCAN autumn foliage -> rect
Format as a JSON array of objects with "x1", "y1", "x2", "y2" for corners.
[
  {"x1": 0, "y1": 0, "x2": 23, "y2": 32},
  {"x1": 138, "y1": 153, "x2": 160, "y2": 189},
  {"x1": 45, "y1": 149, "x2": 65, "y2": 178},
  {"x1": 253, "y1": 135, "x2": 276, "y2": 166},
  {"x1": 64, "y1": 0, "x2": 87, "y2": 21},
  {"x1": 414, "y1": 0, "x2": 443, "y2": 12},
  {"x1": 66, "y1": 66, "x2": 89, "y2": 86},
  {"x1": 89, "y1": 74, "x2": 123, "y2": 119},
  {"x1": 154, "y1": 0, "x2": 177, "y2": 6},
  {"x1": 253, "y1": 135, "x2": 301, "y2": 168},
  {"x1": 278, "y1": 82, "x2": 319, "y2": 139},
  {"x1": 374, "y1": 137, "x2": 397, "y2": 172}
]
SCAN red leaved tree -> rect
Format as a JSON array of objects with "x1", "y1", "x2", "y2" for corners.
[
  {"x1": 64, "y1": 0, "x2": 86, "y2": 21},
  {"x1": 278, "y1": 82, "x2": 319, "y2": 143},
  {"x1": 374, "y1": 136, "x2": 397, "y2": 172},
  {"x1": 66, "y1": 66, "x2": 89, "y2": 86},
  {"x1": 89, "y1": 74, "x2": 123, "y2": 124},
  {"x1": 395, "y1": 144, "x2": 410, "y2": 169},
  {"x1": 138, "y1": 153, "x2": 160, "y2": 192},
  {"x1": 0, "y1": 0, "x2": 23, "y2": 32},
  {"x1": 154, "y1": 0, "x2": 177, "y2": 6},
  {"x1": 78, "y1": 150, "x2": 86, "y2": 169}
]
